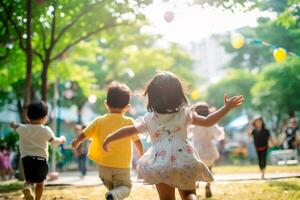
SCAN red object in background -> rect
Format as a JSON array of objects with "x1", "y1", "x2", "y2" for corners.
[{"x1": 164, "y1": 11, "x2": 175, "y2": 23}]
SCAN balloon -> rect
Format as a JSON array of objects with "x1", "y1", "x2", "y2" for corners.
[
  {"x1": 164, "y1": 11, "x2": 175, "y2": 23},
  {"x1": 273, "y1": 48, "x2": 287, "y2": 63},
  {"x1": 231, "y1": 33, "x2": 245, "y2": 49},
  {"x1": 191, "y1": 90, "x2": 201, "y2": 100}
]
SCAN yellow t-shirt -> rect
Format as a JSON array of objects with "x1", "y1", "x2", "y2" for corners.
[{"x1": 83, "y1": 113, "x2": 139, "y2": 168}]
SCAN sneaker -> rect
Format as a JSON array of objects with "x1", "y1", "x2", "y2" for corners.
[
  {"x1": 22, "y1": 184, "x2": 34, "y2": 200},
  {"x1": 205, "y1": 185, "x2": 212, "y2": 198},
  {"x1": 106, "y1": 193, "x2": 114, "y2": 200}
]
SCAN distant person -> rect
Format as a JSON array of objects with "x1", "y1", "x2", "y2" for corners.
[
  {"x1": 282, "y1": 117, "x2": 299, "y2": 150},
  {"x1": 74, "y1": 124, "x2": 89, "y2": 178},
  {"x1": 189, "y1": 102, "x2": 225, "y2": 198},
  {"x1": 72, "y1": 82, "x2": 144, "y2": 200},
  {"x1": 0, "y1": 145, "x2": 6, "y2": 181},
  {"x1": 248, "y1": 116, "x2": 275, "y2": 179},
  {"x1": 3, "y1": 146, "x2": 13, "y2": 180},
  {"x1": 103, "y1": 72, "x2": 244, "y2": 200},
  {"x1": 10, "y1": 101, "x2": 66, "y2": 200}
]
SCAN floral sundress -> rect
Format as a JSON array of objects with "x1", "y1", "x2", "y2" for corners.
[{"x1": 134, "y1": 107, "x2": 214, "y2": 190}]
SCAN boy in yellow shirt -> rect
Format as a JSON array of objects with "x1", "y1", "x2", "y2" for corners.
[{"x1": 72, "y1": 82, "x2": 143, "y2": 200}]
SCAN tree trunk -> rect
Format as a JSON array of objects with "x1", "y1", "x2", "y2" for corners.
[
  {"x1": 275, "y1": 112, "x2": 282, "y2": 135},
  {"x1": 18, "y1": 0, "x2": 33, "y2": 181},
  {"x1": 22, "y1": 0, "x2": 33, "y2": 121},
  {"x1": 17, "y1": 100, "x2": 23, "y2": 122},
  {"x1": 77, "y1": 104, "x2": 83, "y2": 125},
  {"x1": 41, "y1": 58, "x2": 50, "y2": 102}
]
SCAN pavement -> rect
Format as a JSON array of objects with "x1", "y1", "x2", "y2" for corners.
[{"x1": 44, "y1": 171, "x2": 300, "y2": 186}]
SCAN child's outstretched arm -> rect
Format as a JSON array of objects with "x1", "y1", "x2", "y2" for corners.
[
  {"x1": 49, "y1": 136, "x2": 66, "y2": 146},
  {"x1": 103, "y1": 126, "x2": 138, "y2": 152},
  {"x1": 192, "y1": 94, "x2": 244, "y2": 127},
  {"x1": 72, "y1": 133, "x2": 86, "y2": 149},
  {"x1": 10, "y1": 121, "x2": 20, "y2": 129},
  {"x1": 134, "y1": 139, "x2": 144, "y2": 156}
]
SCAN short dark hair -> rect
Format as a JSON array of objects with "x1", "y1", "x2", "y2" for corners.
[
  {"x1": 195, "y1": 102, "x2": 209, "y2": 117},
  {"x1": 106, "y1": 82, "x2": 131, "y2": 109},
  {"x1": 144, "y1": 71, "x2": 188, "y2": 114},
  {"x1": 27, "y1": 101, "x2": 48, "y2": 120}
]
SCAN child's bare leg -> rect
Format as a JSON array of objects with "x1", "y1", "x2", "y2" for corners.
[
  {"x1": 178, "y1": 189, "x2": 197, "y2": 200},
  {"x1": 23, "y1": 182, "x2": 34, "y2": 200},
  {"x1": 206, "y1": 166, "x2": 212, "y2": 198},
  {"x1": 156, "y1": 183, "x2": 176, "y2": 200},
  {"x1": 35, "y1": 182, "x2": 44, "y2": 200}
]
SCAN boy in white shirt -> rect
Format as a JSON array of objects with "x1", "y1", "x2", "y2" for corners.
[{"x1": 11, "y1": 101, "x2": 65, "y2": 200}]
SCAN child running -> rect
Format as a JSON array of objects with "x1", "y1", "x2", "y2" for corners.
[
  {"x1": 72, "y1": 82, "x2": 144, "y2": 200},
  {"x1": 10, "y1": 101, "x2": 66, "y2": 200},
  {"x1": 189, "y1": 102, "x2": 225, "y2": 198},
  {"x1": 247, "y1": 116, "x2": 276, "y2": 179},
  {"x1": 103, "y1": 72, "x2": 244, "y2": 200}
]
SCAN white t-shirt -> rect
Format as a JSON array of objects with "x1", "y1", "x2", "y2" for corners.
[
  {"x1": 189, "y1": 124, "x2": 225, "y2": 162},
  {"x1": 16, "y1": 124, "x2": 55, "y2": 160}
]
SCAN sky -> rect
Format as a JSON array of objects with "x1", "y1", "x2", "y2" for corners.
[{"x1": 143, "y1": 0, "x2": 275, "y2": 44}]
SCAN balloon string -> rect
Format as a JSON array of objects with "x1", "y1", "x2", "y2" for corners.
[{"x1": 247, "y1": 37, "x2": 299, "y2": 57}]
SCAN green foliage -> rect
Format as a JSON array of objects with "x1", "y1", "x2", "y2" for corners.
[
  {"x1": 54, "y1": 24, "x2": 196, "y2": 115},
  {"x1": 205, "y1": 69, "x2": 256, "y2": 123},
  {"x1": 217, "y1": 0, "x2": 300, "y2": 130},
  {"x1": 251, "y1": 58, "x2": 300, "y2": 117},
  {"x1": 2, "y1": 131, "x2": 19, "y2": 150},
  {"x1": 0, "y1": 181, "x2": 23, "y2": 193}
]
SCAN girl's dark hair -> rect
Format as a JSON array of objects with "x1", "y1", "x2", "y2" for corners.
[
  {"x1": 252, "y1": 116, "x2": 265, "y2": 130},
  {"x1": 144, "y1": 71, "x2": 188, "y2": 114},
  {"x1": 194, "y1": 102, "x2": 209, "y2": 117}
]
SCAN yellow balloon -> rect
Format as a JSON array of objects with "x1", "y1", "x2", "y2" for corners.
[
  {"x1": 231, "y1": 33, "x2": 245, "y2": 49},
  {"x1": 273, "y1": 48, "x2": 287, "y2": 63},
  {"x1": 191, "y1": 90, "x2": 201, "y2": 100}
]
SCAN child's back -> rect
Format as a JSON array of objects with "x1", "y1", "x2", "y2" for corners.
[
  {"x1": 190, "y1": 125, "x2": 224, "y2": 165},
  {"x1": 72, "y1": 82, "x2": 143, "y2": 200},
  {"x1": 84, "y1": 114, "x2": 139, "y2": 168},
  {"x1": 136, "y1": 107, "x2": 213, "y2": 190},
  {"x1": 11, "y1": 101, "x2": 65, "y2": 200},
  {"x1": 17, "y1": 124, "x2": 55, "y2": 159}
]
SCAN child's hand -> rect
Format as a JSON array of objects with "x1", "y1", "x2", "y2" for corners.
[
  {"x1": 103, "y1": 137, "x2": 112, "y2": 152},
  {"x1": 224, "y1": 94, "x2": 244, "y2": 109},
  {"x1": 10, "y1": 121, "x2": 18, "y2": 129},
  {"x1": 72, "y1": 140, "x2": 79, "y2": 149},
  {"x1": 60, "y1": 136, "x2": 66, "y2": 144}
]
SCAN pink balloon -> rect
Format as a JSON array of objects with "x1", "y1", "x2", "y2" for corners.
[{"x1": 164, "y1": 11, "x2": 175, "y2": 23}]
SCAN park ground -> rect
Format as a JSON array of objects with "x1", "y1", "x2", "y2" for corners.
[{"x1": 0, "y1": 165, "x2": 300, "y2": 200}]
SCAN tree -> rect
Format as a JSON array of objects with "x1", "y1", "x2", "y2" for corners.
[
  {"x1": 220, "y1": 0, "x2": 300, "y2": 71},
  {"x1": 0, "y1": 0, "x2": 34, "y2": 119},
  {"x1": 56, "y1": 26, "x2": 196, "y2": 122},
  {"x1": 0, "y1": 0, "x2": 152, "y2": 106},
  {"x1": 215, "y1": 0, "x2": 300, "y2": 131}
]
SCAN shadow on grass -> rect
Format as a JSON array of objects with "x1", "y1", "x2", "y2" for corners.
[
  {"x1": 268, "y1": 180, "x2": 300, "y2": 191},
  {"x1": 0, "y1": 181, "x2": 23, "y2": 193}
]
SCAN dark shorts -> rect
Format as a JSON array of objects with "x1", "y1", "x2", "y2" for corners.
[{"x1": 22, "y1": 156, "x2": 49, "y2": 183}]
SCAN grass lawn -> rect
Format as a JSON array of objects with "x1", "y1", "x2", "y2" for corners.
[
  {"x1": 1, "y1": 178, "x2": 299, "y2": 200},
  {"x1": 213, "y1": 165, "x2": 300, "y2": 174}
]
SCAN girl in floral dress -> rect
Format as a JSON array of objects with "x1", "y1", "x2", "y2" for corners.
[{"x1": 103, "y1": 72, "x2": 244, "y2": 200}]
